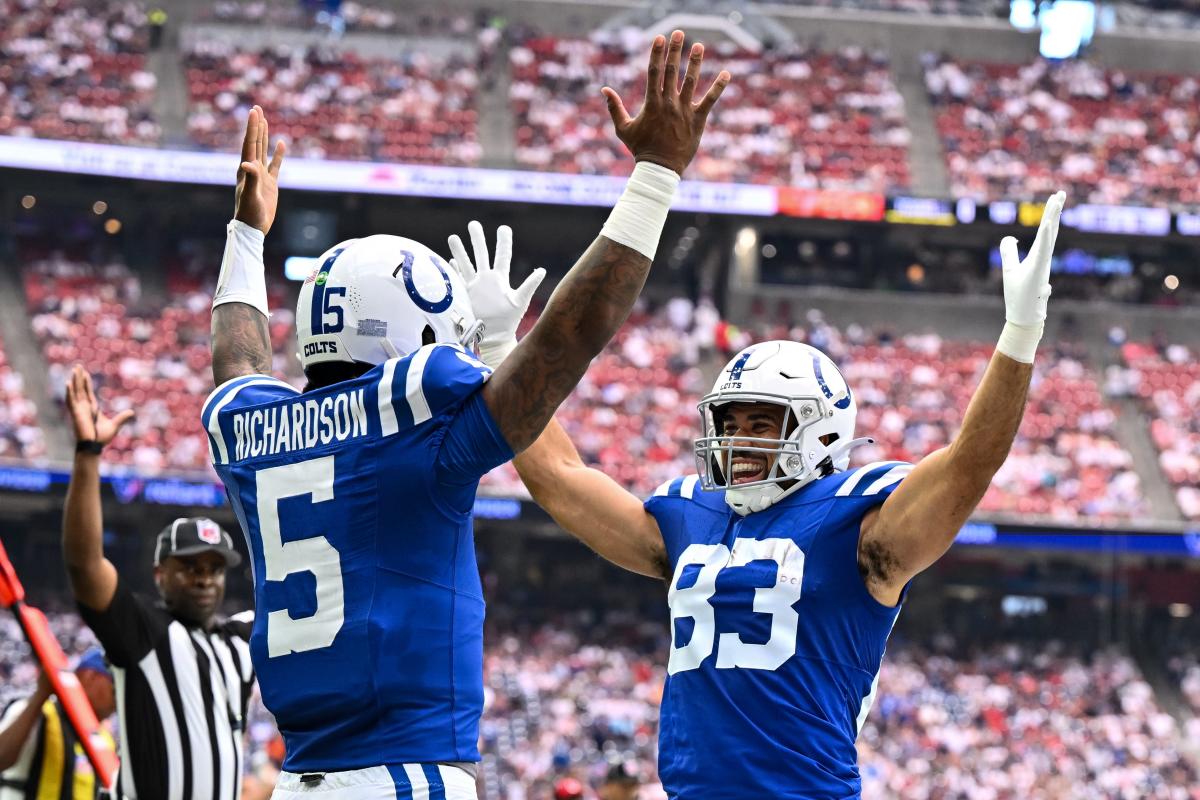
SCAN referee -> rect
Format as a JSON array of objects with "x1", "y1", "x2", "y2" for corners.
[{"x1": 62, "y1": 366, "x2": 256, "y2": 800}]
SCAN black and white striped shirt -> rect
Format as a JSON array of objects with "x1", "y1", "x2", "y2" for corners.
[{"x1": 78, "y1": 578, "x2": 255, "y2": 800}]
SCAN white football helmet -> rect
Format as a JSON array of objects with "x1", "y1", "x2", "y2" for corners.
[
  {"x1": 296, "y1": 235, "x2": 482, "y2": 370},
  {"x1": 694, "y1": 340, "x2": 871, "y2": 515}
]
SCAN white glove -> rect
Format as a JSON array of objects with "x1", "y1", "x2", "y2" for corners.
[
  {"x1": 448, "y1": 221, "x2": 546, "y2": 368},
  {"x1": 996, "y1": 191, "x2": 1065, "y2": 363}
]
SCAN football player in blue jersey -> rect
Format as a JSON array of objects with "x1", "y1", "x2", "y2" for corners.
[
  {"x1": 201, "y1": 31, "x2": 729, "y2": 800},
  {"x1": 461, "y1": 193, "x2": 1067, "y2": 798}
]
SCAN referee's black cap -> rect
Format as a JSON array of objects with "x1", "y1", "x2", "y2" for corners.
[{"x1": 154, "y1": 517, "x2": 241, "y2": 568}]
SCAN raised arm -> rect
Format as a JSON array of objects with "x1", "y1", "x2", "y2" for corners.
[
  {"x1": 62, "y1": 366, "x2": 133, "y2": 612},
  {"x1": 211, "y1": 105, "x2": 285, "y2": 386},
  {"x1": 515, "y1": 419, "x2": 666, "y2": 577},
  {"x1": 858, "y1": 192, "x2": 1066, "y2": 606},
  {"x1": 479, "y1": 31, "x2": 729, "y2": 453}
]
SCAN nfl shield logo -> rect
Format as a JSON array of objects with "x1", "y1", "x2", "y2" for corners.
[{"x1": 197, "y1": 520, "x2": 221, "y2": 545}]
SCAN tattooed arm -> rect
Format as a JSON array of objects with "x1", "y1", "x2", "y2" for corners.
[
  {"x1": 482, "y1": 31, "x2": 729, "y2": 452},
  {"x1": 211, "y1": 105, "x2": 285, "y2": 386}
]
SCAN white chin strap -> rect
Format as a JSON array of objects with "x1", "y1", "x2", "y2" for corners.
[
  {"x1": 827, "y1": 437, "x2": 875, "y2": 468},
  {"x1": 723, "y1": 437, "x2": 877, "y2": 516}
]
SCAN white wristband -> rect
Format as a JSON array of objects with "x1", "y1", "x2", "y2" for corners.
[
  {"x1": 599, "y1": 161, "x2": 680, "y2": 260},
  {"x1": 213, "y1": 219, "x2": 269, "y2": 317},
  {"x1": 478, "y1": 337, "x2": 517, "y2": 369},
  {"x1": 996, "y1": 320, "x2": 1043, "y2": 364}
]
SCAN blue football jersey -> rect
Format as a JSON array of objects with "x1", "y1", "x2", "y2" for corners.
[
  {"x1": 200, "y1": 344, "x2": 513, "y2": 773},
  {"x1": 645, "y1": 461, "x2": 914, "y2": 800}
]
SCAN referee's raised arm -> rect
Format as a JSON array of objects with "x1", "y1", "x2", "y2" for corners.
[
  {"x1": 61, "y1": 366, "x2": 257, "y2": 800},
  {"x1": 62, "y1": 365, "x2": 130, "y2": 612}
]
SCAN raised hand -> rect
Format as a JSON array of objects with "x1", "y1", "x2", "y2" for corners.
[
  {"x1": 999, "y1": 191, "x2": 1066, "y2": 328},
  {"x1": 65, "y1": 365, "x2": 133, "y2": 446},
  {"x1": 234, "y1": 105, "x2": 286, "y2": 235},
  {"x1": 449, "y1": 221, "x2": 546, "y2": 367},
  {"x1": 602, "y1": 30, "x2": 731, "y2": 176}
]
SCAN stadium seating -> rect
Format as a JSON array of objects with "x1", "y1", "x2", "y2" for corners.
[
  {"x1": 746, "y1": 313, "x2": 1147, "y2": 522},
  {"x1": 204, "y1": 0, "x2": 482, "y2": 36},
  {"x1": 859, "y1": 642, "x2": 1200, "y2": 799},
  {"x1": 481, "y1": 301, "x2": 707, "y2": 499},
  {"x1": 926, "y1": 56, "x2": 1200, "y2": 207},
  {"x1": 0, "y1": 334, "x2": 44, "y2": 462},
  {"x1": 184, "y1": 39, "x2": 480, "y2": 164},
  {"x1": 24, "y1": 253, "x2": 301, "y2": 475},
  {"x1": 510, "y1": 36, "x2": 911, "y2": 191},
  {"x1": 1119, "y1": 340, "x2": 1200, "y2": 519},
  {"x1": 0, "y1": 0, "x2": 159, "y2": 145}
]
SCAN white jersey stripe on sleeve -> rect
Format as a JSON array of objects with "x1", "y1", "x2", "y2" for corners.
[
  {"x1": 207, "y1": 378, "x2": 298, "y2": 465},
  {"x1": 652, "y1": 479, "x2": 674, "y2": 498},
  {"x1": 405, "y1": 346, "x2": 436, "y2": 426},
  {"x1": 403, "y1": 763, "x2": 430, "y2": 800},
  {"x1": 862, "y1": 464, "x2": 913, "y2": 496},
  {"x1": 835, "y1": 461, "x2": 904, "y2": 497},
  {"x1": 378, "y1": 359, "x2": 399, "y2": 437},
  {"x1": 680, "y1": 475, "x2": 700, "y2": 499}
]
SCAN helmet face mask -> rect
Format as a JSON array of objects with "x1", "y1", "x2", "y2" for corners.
[{"x1": 693, "y1": 341, "x2": 862, "y2": 515}]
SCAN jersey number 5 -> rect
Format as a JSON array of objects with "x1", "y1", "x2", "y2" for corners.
[
  {"x1": 667, "y1": 538, "x2": 805, "y2": 675},
  {"x1": 256, "y1": 457, "x2": 345, "y2": 657}
]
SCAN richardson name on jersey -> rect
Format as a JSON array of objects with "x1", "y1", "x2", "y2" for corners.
[{"x1": 233, "y1": 390, "x2": 368, "y2": 461}]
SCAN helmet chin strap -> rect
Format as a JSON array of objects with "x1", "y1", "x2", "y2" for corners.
[
  {"x1": 381, "y1": 339, "x2": 402, "y2": 359},
  {"x1": 827, "y1": 437, "x2": 875, "y2": 468}
]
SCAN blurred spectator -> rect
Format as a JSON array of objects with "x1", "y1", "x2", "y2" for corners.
[
  {"x1": 1118, "y1": 339, "x2": 1200, "y2": 519},
  {"x1": 927, "y1": 55, "x2": 1200, "y2": 207},
  {"x1": 184, "y1": 38, "x2": 480, "y2": 164},
  {"x1": 0, "y1": 0, "x2": 160, "y2": 145},
  {"x1": 0, "y1": 335, "x2": 45, "y2": 461},
  {"x1": 511, "y1": 34, "x2": 910, "y2": 192}
]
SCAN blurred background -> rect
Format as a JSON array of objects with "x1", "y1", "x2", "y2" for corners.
[{"x1": 0, "y1": 0, "x2": 1199, "y2": 797}]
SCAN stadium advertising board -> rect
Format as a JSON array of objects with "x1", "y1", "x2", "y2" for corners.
[{"x1": 1, "y1": 136, "x2": 1195, "y2": 234}]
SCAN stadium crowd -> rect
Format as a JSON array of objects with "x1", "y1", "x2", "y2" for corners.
[
  {"x1": 23, "y1": 251, "x2": 302, "y2": 474},
  {"x1": 926, "y1": 55, "x2": 1200, "y2": 208},
  {"x1": 3, "y1": 607, "x2": 1198, "y2": 799},
  {"x1": 184, "y1": 37, "x2": 481, "y2": 164},
  {"x1": 1117, "y1": 338, "x2": 1200, "y2": 519},
  {"x1": 0, "y1": 336, "x2": 44, "y2": 462},
  {"x1": 510, "y1": 34, "x2": 911, "y2": 192},
  {"x1": 744, "y1": 308, "x2": 1147, "y2": 522},
  {"x1": 0, "y1": 0, "x2": 159, "y2": 145},
  {"x1": 9, "y1": 246, "x2": 1157, "y2": 524}
]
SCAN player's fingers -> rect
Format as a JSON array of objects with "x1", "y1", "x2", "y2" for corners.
[
  {"x1": 694, "y1": 70, "x2": 731, "y2": 120},
  {"x1": 602, "y1": 87, "x2": 633, "y2": 130},
  {"x1": 515, "y1": 267, "x2": 546, "y2": 306},
  {"x1": 240, "y1": 107, "x2": 258, "y2": 165},
  {"x1": 998, "y1": 236, "x2": 1020, "y2": 271},
  {"x1": 83, "y1": 370, "x2": 97, "y2": 409},
  {"x1": 645, "y1": 34, "x2": 666, "y2": 100},
  {"x1": 679, "y1": 43, "x2": 704, "y2": 105},
  {"x1": 662, "y1": 30, "x2": 685, "y2": 97},
  {"x1": 1031, "y1": 190, "x2": 1066, "y2": 259},
  {"x1": 468, "y1": 220, "x2": 491, "y2": 274},
  {"x1": 267, "y1": 140, "x2": 285, "y2": 178},
  {"x1": 257, "y1": 107, "x2": 268, "y2": 164},
  {"x1": 113, "y1": 409, "x2": 136, "y2": 430},
  {"x1": 495, "y1": 225, "x2": 513, "y2": 276},
  {"x1": 447, "y1": 234, "x2": 475, "y2": 280}
]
